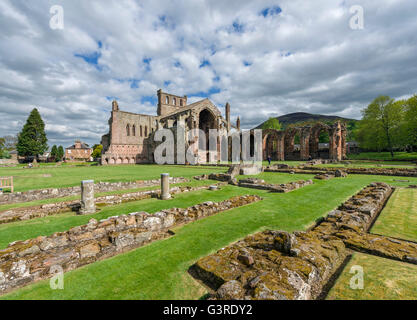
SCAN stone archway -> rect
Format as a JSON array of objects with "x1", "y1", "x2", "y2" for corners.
[
  {"x1": 263, "y1": 130, "x2": 279, "y2": 161},
  {"x1": 198, "y1": 108, "x2": 217, "y2": 162},
  {"x1": 284, "y1": 127, "x2": 302, "y2": 160},
  {"x1": 309, "y1": 123, "x2": 331, "y2": 159}
]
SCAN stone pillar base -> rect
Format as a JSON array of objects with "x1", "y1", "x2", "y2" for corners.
[{"x1": 79, "y1": 180, "x2": 96, "y2": 215}]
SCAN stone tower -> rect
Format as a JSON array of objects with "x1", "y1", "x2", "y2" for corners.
[{"x1": 157, "y1": 89, "x2": 188, "y2": 116}]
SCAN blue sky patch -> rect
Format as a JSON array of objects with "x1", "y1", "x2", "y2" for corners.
[
  {"x1": 260, "y1": 6, "x2": 282, "y2": 17},
  {"x1": 232, "y1": 21, "x2": 244, "y2": 33},
  {"x1": 141, "y1": 95, "x2": 157, "y2": 105},
  {"x1": 199, "y1": 60, "x2": 211, "y2": 68}
]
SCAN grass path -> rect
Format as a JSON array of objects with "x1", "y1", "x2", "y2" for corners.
[
  {"x1": 327, "y1": 253, "x2": 417, "y2": 300},
  {"x1": 372, "y1": 188, "x2": 417, "y2": 242}
]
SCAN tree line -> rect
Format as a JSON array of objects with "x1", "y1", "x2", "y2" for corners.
[
  {"x1": 355, "y1": 95, "x2": 417, "y2": 156},
  {"x1": 0, "y1": 108, "x2": 103, "y2": 161}
]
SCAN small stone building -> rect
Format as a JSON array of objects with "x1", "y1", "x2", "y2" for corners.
[{"x1": 65, "y1": 140, "x2": 92, "y2": 161}]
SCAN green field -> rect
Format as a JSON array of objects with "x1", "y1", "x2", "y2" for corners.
[
  {"x1": 0, "y1": 164, "x2": 225, "y2": 192},
  {"x1": 1, "y1": 169, "x2": 417, "y2": 299},
  {"x1": 1, "y1": 163, "x2": 417, "y2": 300},
  {"x1": 347, "y1": 152, "x2": 417, "y2": 161},
  {"x1": 327, "y1": 253, "x2": 417, "y2": 300},
  {"x1": 317, "y1": 160, "x2": 417, "y2": 169},
  {"x1": 372, "y1": 188, "x2": 417, "y2": 242}
]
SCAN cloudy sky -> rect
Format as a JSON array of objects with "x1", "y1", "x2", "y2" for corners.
[{"x1": 0, "y1": 0, "x2": 416, "y2": 147}]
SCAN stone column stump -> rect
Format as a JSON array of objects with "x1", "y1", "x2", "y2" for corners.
[
  {"x1": 161, "y1": 173, "x2": 171, "y2": 200},
  {"x1": 79, "y1": 180, "x2": 96, "y2": 215}
]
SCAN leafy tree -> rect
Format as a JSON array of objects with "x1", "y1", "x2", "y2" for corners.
[
  {"x1": 92, "y1": 144, "x2": 103, "y2": 158},
  {"x1": 0, "y1": 137, "x2": 5, "y2": 158},
  {"x1": 57, "y1": 146, "x2": 64, "y2": 161},
  {"x1": 262, "y1": 118, "x2": 282, "y2": 130},
  {"x1": 50, "y1": 145, "x2": 58, "y2": 160},
  {"x1": 357, "y1": 96, "x2": 404, "y2": 157},
  {"x1": 16, "y1": 108, "x2": 48, "y2": 157},
  {"x1": 404, "y1": 95, "x2": 417, "y2": 150},
  {"x1": 1, "y1": 135, "x2": 17, "y2": 151}
]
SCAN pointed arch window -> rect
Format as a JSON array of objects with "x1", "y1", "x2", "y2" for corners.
[
  {"x1": 132, "y1": 125, "x2": 136, "y2": 136},
  {"x1": 126, "y1": 124, "x2": 130, "y2": 136},
  {"x1": 145, "y1": 126, "x2": 148, "y2": 137},
  {"x1": 140, "y1": 125, "x2": 143, "y2": 137}
]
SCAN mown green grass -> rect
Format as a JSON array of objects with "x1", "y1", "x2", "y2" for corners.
[
  {"x1": 2, "y1": 173, "x2": 417, "y2": 300},
  {"x1": 347, "y1": 152, "x2": 417, "y2": 161},
  {"x1": 0, "y1": 178, "x2": 217, "y2": 212},
  {"x1": 327, "y1": 253, "x2": 417, "y2": 300},
  {"x1": 317, "y1": 161, "x2": 416, "y2": 169},
  {"x1": 0, "y1": 164, "x2": 225, "y2": 192},
  {"x1": 372, "y1": 188, "x2": 417, "y2": 242}
]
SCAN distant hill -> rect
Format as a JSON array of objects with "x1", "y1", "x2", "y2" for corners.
[{"x1": 255, "y1": 112, "x2": 357, "y2": 129}]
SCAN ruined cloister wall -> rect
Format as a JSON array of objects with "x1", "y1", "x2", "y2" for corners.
[
  {"x1": 262, "y1": 121, "x2": 347, "y2": 161},
  {"x1": 0, "y1": 177, "x2": 188, "y2": 205}
]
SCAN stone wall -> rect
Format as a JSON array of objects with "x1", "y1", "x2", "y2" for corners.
[
  {"x1": 0, "y1": 159, "x2": 18, "y2": 165},
  {"x1": 191, "y1": 182, "x2": 401, "y2": 300},
  {"x1": 265, "y1": 166, "x2": 417, "y2": 177},
  {"x1": 0, "y1": 195, "x2": 262, "y2": 294},
  {"x1": 0, "y1": 177, "x2": 188, "y2": 205},
  {"x1": 238, "y1": 178, "x2": 313, "y2": 193},
  {"x1": 0, "y1": 183, "x2": 226, "y2": 225}
]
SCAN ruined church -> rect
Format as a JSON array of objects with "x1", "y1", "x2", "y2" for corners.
[
  {"x1": 101, "y1": 90, "x2": 346, "y2": 165},
  {"x1": 101, "y1": 90, "x2": 239, "y2": 165}
]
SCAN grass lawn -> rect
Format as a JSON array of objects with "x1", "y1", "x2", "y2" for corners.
[
  {"x1": 327, "y1": 253, "x2": 417, "y2": 300},
  {"x1": 347, "y1": 152, "x2": 417, "y2": 161},
  {"x1": 371, "y1": 188, "x2": 417, "y2": 242},
  {"x1": 0, "y1": 178, "x2": 217, "y2": 213},
  {"x1": 0, "y1": 164, "x2": 226, "y2": 192},
  {"x1": 2, "y1": 173, "x2": 417, "y2": 299},
  {"x1": 317, "y1": 161, "x2": 417, "y2": 169}
]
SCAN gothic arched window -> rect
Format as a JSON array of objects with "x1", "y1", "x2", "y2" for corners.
[
  {"x1": 132, "y1": 125, "x2": 136, "y2": 136},
  {"x1": 126, "y1": 124, "x2": 130, "y2": 136}
]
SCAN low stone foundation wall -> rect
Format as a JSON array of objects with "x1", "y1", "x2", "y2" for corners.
[
  {"x1": 191, "y1": 182, "x2": 398, "y2": 300},
  {"x1": 238, "y1": 178, "x2": 313, "y2": 193},
  {"x1": 0, "y1": 183, "x2": 226, "y2": 225},
  {"x1": 0, "y1": 177, "x2": 189, "y2": 205},
  {"x1": 0, "y1": 194, "x2": 262, "y2": 294},
  {"x1": 265, "y1": 166, "x2": 417, "y2": 177}
]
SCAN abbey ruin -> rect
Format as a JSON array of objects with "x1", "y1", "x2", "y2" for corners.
[{"x1": 100, "y1": 90, "x2": 347, "y2": 164}]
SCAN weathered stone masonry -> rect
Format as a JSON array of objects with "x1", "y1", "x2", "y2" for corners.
[
  {"x1": 0, "y1": 195, "x2": 262, "y2": 294},
  {"x1": 0, "y1": 177, "x2": 188, "y2": 205},
  {"x1": 0, "y1": 183, "x2": 226, "y2": 225},
  {"x1": 192, "y1": 183, "x2": 417, "y2": 300}
]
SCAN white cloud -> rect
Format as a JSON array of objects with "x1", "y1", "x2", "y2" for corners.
[{"x1": 0, "y1": 0, "x2": 417, "y2": 147}]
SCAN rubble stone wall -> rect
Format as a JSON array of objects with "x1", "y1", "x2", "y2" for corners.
[
  {"x1": 0, "y1": 183, "x2": 226, "y2": 225},
  {"x1": 265, "y1": 166, "x2": 417, "y2": 177},
  {"x1": 0, "y1": 195, "x2": 262, "y2": 294},
  {"x1": 238, "y1": 178, "x2": 313, "y2": 193},
  {"x1": 192, "y1": 183, "x2": 399, "y2": 300},
  {"x1": 0, "y1": 177, "x2": 188, "y2": 205}
]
